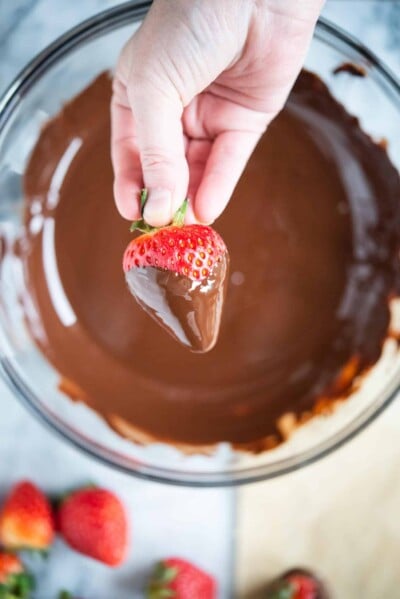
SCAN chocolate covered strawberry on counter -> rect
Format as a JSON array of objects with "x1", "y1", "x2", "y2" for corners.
[
  {"x1": 123, "y1": 192, "x2": 229, "y2": 353},
  {"x1": 264, "y1": 568, "x2": 328, "y2": 599}
]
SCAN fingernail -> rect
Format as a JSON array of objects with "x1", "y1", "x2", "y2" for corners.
[
  {"x1": 195, "y1": 206, "x2": 214, "y2": 226},
  {"x1": 143, "y1": 188, "x2": 172, "y2": 226}
]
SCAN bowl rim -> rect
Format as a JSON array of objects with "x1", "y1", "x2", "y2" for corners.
[{"x1": 1, "y1": 2, "x2": 400, "y2": 487}]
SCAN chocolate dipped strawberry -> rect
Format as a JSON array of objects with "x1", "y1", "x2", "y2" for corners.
[
  {"x1": 264, "y1": 568, "x2": 328, "y2": 599},
  {"x1": 123, "y1": 192, "x2": 229, "y2": 353}
]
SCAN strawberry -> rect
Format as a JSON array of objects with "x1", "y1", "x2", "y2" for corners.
[
  {"x1": 123, "y1": 192, "x2": 229, "y2": 353},
  {"x1": 0, "y1": 552, "x2": 34, "y2": 598},
  {"x1": 58, "y1": 487, "x2": 128, "y2": 567},
  {"x1": 0, "y1": 481, "x2": 54, "y2": 552},
  {"x1": 147, "y1": 557, "x2": 217, "y2": 599},
  {"x1": 264, "y1": 569, "x2": 328, "y2": 599}
]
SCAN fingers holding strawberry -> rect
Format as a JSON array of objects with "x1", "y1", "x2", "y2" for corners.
[{"x1": 123, "y1": 193, "x2": 229, "y2": 353}]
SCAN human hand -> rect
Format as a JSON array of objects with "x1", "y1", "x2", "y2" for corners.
[{"x1": 111, "y1": 0, "x2": 324, "y2": 226}]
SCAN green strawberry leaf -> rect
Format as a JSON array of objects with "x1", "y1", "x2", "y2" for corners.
[
  {"x1": 11, "y1": 573, "x2": 34, "y2": 596},
  {"x1": 146, "y1": 562, "x2": 179, "y2": 599},
  {"x1": 0, "y1": 588, "x2": 18, "y2": 599},
  {"x1": 129, "y1": 191, "x2": 189, "y2": 233},
  {"x1": 0, "y1": 571, "x2": 34, "y2": 598},
  {"x1": 58, "y1": 591, "x2": 73, "y2": 599},
  {"x1": 140, "y1": 188, "x2": 148, "y2": 212},
  {"x1": 153, "y1": 564, "x2": 178, "y2": 585},
  {"x1": 264, "y1": 580, "x2": 295, "y2": 599},
  {"x1": 129, "y1": 219, "x2": 156, "y2": 234},
  {"x1": 147, "y1": 590, "x2": 175, "y2": 599},
  {"x1": 172, "y1": 199, "x2": 188, "y2": 226},
  {"x1": 130, "y1": 189, "x2": 156, "y2": 233}
]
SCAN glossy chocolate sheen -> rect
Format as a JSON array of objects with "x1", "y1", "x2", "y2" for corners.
[
  {"x1": 125, "y1": 257, "x2": 229, "y2": 353},
  {"x1": 21, "y1": 72, "x2": 400, "y2": 449}
]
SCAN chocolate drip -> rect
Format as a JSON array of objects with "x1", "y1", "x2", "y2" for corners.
[{"x1": 125, "y1": 256, "x2": 229, "y2": 353}]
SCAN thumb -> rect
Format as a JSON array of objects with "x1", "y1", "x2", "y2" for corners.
[{"x1": 126, "y1": 55, "x2": 189, "y2": 227}]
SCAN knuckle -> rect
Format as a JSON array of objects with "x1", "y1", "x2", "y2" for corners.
[{"x1": 141, "y1": 147, "x2": 179, "y2": 171}]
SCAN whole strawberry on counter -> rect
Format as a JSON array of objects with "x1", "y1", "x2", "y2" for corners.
[
  {"x1": 146, "y1": 557, "x2": 217, "y2": 599},
  {"x1": 57, "y1": 486, "x2": 128, "y2": 567},
  {"x1": 123, "y1": 191, "x2": 229, "y2": 353},
  {"x1": 264, "y1": 568, "x2": 328, "y2": 599},
  {"x1": 0, "y1": 481, "x2": 54, "y2": 552},
  {"x1": 0, "y1": 552, "x2": 33, "y2": 598}
]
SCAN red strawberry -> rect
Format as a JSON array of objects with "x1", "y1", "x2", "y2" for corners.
[
  {"x1": 265, "y1": 569, "x2": 328, "y2": 599},
  {"x1": 0, "y1": 551, "x2": 34, "y2": 598},
  {"x1": 0, "y1": 552, "x2": 24, "y2": 583},
  {"x1": 147, "y1": 557, "x2": 216, "y2": 599},
  {"x1": 58, "y1": 487, "x2": 128, "y2": 566},
  {"x1": 123, "y1": 193, "x2": 229, "y2": 353},
  {"x1": 0, "y1": 481, "x2": 54, "y2": 551}
]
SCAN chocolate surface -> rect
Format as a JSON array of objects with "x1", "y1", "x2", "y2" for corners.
[
  {"x1": 125, "y1": 257, "x2": 229, "y2": 353},
  {"x1": 333, "y1": 62, "x2": 367, "y2": 77},
  {"x1": 21, "y1": 71, "x2": 400, "y2": 449}
]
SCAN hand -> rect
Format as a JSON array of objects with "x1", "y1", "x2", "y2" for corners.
[{"x1": 111, "y1": 0, "x2": 324, "y2": 226}]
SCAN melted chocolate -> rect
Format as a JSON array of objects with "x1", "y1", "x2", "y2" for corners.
[
  {"x1": 21, "y1": 71, "x2": 400, "y2": 450},
  {"x1": 333, "y1": 62, "x2": 367, "y2": 77},
  {"x1": 125, "y1": 257, "x2": 229, "y2": 353}
]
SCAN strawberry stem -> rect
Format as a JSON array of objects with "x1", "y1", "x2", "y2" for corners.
[
  {"x1": 5, "y1": 571, "x2": 35, "y2": 598},
  {"x1": 129, "y1": 220, "x2": 155, "y2": 234},
  {"x1": 129, "y1": 189, "x2": 189, "y2": 234},
  {"x1": 172, "y1": 199, "x2": 188, "y2": 226},
  {"x1": 140, "y1": 188, "x2": 148, "y2": 212},
  {"x1": 129, "y1": 188, "x2": 154, "y2": 233},
  {"x1": 146, "y1": 562, "x2": 179, "y2": 599},
  {"x1": 264, "y1": 580, "x2": 295, "y2": 599}
]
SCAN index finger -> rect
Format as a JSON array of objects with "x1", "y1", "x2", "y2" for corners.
[{"x1": 111, "y1": 77, "x2": 143, "y2": 220}]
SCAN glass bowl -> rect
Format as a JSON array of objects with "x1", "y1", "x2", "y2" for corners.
[{"x1": 0, "y1": 3, "x2": 399, "y2": 487}]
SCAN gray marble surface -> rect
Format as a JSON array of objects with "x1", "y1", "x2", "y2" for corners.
[
  {"x1": 0, "y1": 1, "x2": 399, "y2": 598},
  {"x1": 0, "y1": 406, "x2": 234, "y2": 598}
]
